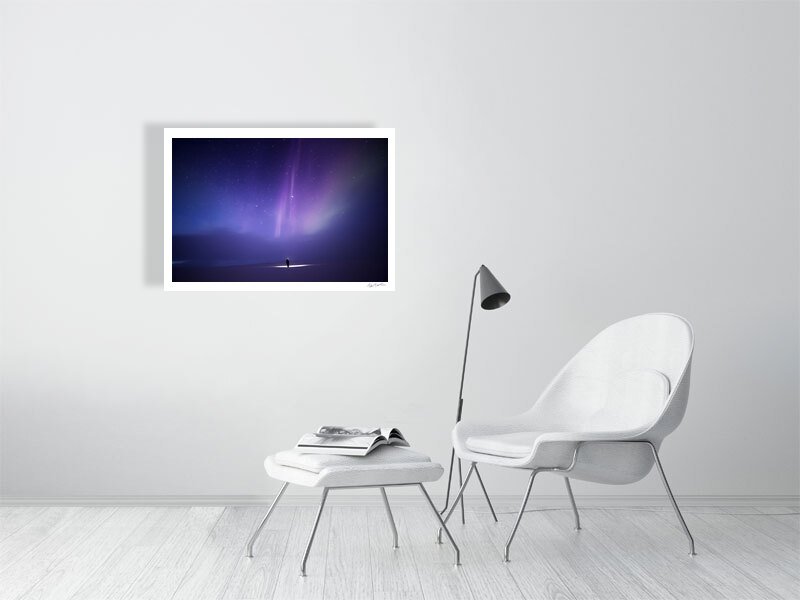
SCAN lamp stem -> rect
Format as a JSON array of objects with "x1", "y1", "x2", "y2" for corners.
[
  {"x1": 456, "y1": 270, "x2": 480, "y2": 421},
  {"x1": 440, "y1": 270, "x2": 480, "y2": 515}
]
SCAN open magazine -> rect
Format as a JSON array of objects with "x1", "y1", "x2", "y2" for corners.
[{"x1": 294, "y1": 426, "x2": 410, "y2": 456}]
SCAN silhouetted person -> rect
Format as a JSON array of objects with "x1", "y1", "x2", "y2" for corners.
[{"x1": 285, "y1": 258, "x2": 290, "y2": 268}]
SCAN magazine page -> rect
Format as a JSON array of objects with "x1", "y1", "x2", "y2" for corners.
[
  {"x1": 316, "y1": 425, "x2": 382, "y2": 437},
  {"x1": 297, "y1": 433, "x2": 382, "y2": 450}
]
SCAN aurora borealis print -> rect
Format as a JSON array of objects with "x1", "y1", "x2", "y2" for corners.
[{"x1": 170, "y1": 134, "x2": 390, "y2": 285}]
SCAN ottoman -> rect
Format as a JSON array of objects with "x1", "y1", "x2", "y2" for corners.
[{"x1": 245, "y1": 445, "x2": 460, "y2": 575}]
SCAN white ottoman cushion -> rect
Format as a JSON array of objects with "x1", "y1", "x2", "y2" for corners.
[{"x1": 265, "y1": 445, "x2": 444, "y2": 488}]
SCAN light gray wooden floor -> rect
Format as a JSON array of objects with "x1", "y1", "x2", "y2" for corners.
[{"x1": 0, "y1": 503, "x2": 797, "y2": 599}]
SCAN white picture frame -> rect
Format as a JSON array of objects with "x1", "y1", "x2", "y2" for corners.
[{"x1": 164, "y1": 127, "x2": 395, "y2": 291}]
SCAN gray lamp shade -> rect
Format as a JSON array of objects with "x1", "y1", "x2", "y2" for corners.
[{"x1": 479, "y1": 265, "x2": 510, "y2": 310}]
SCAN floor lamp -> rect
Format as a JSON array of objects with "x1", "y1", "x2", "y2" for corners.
[{"x1": 440, "y1": 264, "x2": 510, "y2": 524}]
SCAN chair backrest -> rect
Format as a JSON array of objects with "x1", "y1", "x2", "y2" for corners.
[{"x1": 526, "y1": 313, "x2": 694, "y2": 443}]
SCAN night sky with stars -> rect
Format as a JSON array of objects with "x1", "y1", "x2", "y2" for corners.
[{"x1": 171, "y1": 137, "x2": 389, "y2": 282}]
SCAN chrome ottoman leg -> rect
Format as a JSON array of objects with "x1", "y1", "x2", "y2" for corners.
[{"x1": 245, "y1": 482, "x2": 289, "y2": 558}]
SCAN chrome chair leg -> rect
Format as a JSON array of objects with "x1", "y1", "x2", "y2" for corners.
[
  {"x1": 380, "y1": 487, "x2": 399, "y2": 549},
  {"x1": 474, "y1": 465, "x2": 498, "y2": 522},
  {"x1": 437, "y1": 462, "x2": 476, "y2": 543},
  {"x1": 457, "y1": 458, "x2": 465, "y2": 524},
  {"x1": 564, "y1": 477, "x2": 581, "y2": 530},
  {"x1": 300, "y1": 488, "x2": 329, "y2": 576},
  {"x1": 245, "y1": 481, "x2": 289, "y2": 557},
  {"x1": 647, "y1": 442, "x2": 696, "y2": 556},
  {"x1": 419, "y1": 484, "x2": 461, "y2": 566},
  {"x1": 504, "y1": 470, "x2": 538, "y2": 562}
]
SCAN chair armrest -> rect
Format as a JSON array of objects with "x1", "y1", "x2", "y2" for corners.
[{"x1": 524, "y1": 431, "x2": 656, "y2": 472}]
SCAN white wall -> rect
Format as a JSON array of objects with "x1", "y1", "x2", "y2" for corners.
[{"x1": 1, "y1": 0, "x2": 797, "y2": 500}]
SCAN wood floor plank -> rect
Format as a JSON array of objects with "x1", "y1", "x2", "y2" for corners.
[
  {"x1": 323, "y1": 506, "x2": 374, "y2": 600},
  {"x1": 366, "y1": 503, "x2": 424, "y2": 600},
  {"x1": 0, "y1": 507, "x2": 83, "y2": 572},
  {"x1": 624, "y1": 508, "x2": 783, "y2": 600},
  {"x1": 479, "y1": 502, "x2": 589, "y2": 600},
  {"x1": 18, "y1": 507, "x2": 150, "y2": 600},
  {"x1": 532, "y1": 506, "x2": 660, "y2": 599},
  {"x1": 541, "y1": 506, "x2": 644, "y2": 598},
  {"x1": 68, "y1": 507, "x2": 189, "y2": 600},
  {"x1": 715, "y1": 507, "x2": 800, "y2": 552},
  {"x1": 0, "y1": 507, "x2": 117, "y2": 600},
  {"x1": 222, "y1": 506, "x2": 296, "y2": 600},
  {"x1": 541, "y1": 507, "x2": 669, "y2": 600},
  {"x1": 681, "y1": 510, "x2": 800, "y2": 598},
  {"x1": 0, "y1": 507, "x2": 46, "y2": 543},
  {"x1": 2, "y1": 504, "x2": 797, "y2": 600},
  {"x1": 754, "y1": 506, "x2": 800, "y2": 536},
  {"x1": 120, "y1": 506, "x2": 225, "y2": 600},
  {"x1": 172, "y1": 507, "x2": 262, "y2": 600},
  {"x1": 270, "y1": 504, "x2": 333, "y2": 600},
  {"x1": 594, "y1": 508, "x2": 731, "y2": 599},
  {"x1": 395, "y1": 503, "x2": 474, "y2": 600},
  {"x1": 755, "y1": 506, "x2": 800, "y2": 518},
  {"x1": 455, "y1": 506, "x2": 524, "y2": 600}
]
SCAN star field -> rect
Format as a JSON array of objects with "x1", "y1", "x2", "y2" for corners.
[{"x1": 171, "y1": 137, "x2": 389, "y2": 283}]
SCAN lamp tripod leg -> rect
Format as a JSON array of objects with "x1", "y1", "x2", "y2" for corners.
[
  {"x1": 440, "y1": 448, "x2": 456, "y2": 514},
  {"x1": 419, "y1": 484, "x2": 461, "y2": 566},
  {"x1": 437, "y1": 463, "x2": 476, "y2": 543}
]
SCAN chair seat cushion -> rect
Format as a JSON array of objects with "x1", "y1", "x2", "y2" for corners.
[
  {"x1": 265, "y1": 445, "x2": 444, "y2": 488},
  {"x1": 465, "y1": 432, "x2": 542, "y2": 458}
]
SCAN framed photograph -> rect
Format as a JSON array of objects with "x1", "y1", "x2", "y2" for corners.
[{"x1": 164, "y1": 127, "x2": 395, "y2": 291}]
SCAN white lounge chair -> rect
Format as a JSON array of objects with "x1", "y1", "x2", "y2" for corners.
[{"x1": 440, "y1": 313, "x2": 697, "y2": 562}]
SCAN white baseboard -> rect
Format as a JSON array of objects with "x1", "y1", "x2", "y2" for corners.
[{"x1": 1, "y1": 494, "x2": 797, "y2": 507}]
